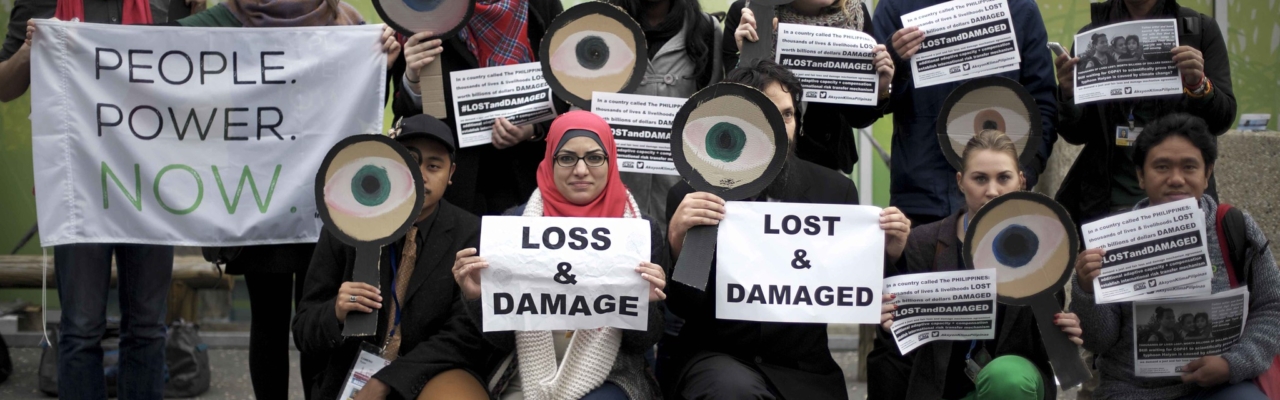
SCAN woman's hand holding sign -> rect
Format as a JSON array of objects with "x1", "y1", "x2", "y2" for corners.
[
  {"x1": 880, "y1": 293, "x2": 897, "y2": 332},
  {"x1": 734, "y1": 8, "x2": 778, "y2": 52},
  {"x1": 380, "y1": 26, "x2": 401, "y2": 70},
  {"x1": 403, "y1": 31, "x2": 444, "y2": 87},
  {"x1": 1054, "y1": 52, "x2": 1080, "y2": 98},
  {"x1": 453, "y1": 247, "x2": 488, "y2": 301},
  {"x1": 874, "y1": 44, "x2": 894, "y2": 100},
  {"x1": 637, "y1": 262, "x2": 667, "y2": 301}
]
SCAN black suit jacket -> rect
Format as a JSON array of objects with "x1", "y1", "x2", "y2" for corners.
[
  {"x1": 663, "y1": 159, "x2": 859, "y2": 400},
  {"x1": 292, "y1": 200, "x2": 498, "y2": 400},
  {"x1": 866, "y1": 211, "x2": 1057, "y2": 400}
]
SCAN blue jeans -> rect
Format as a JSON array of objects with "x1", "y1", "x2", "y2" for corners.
[
  {"x1": 56, "y1": 243, "x2": 172, "y2": 400},
  {"x1": 1178, "y1": 381, "x2": 1269, "y2": 400}
]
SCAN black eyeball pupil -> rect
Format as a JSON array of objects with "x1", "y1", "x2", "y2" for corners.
[
  {"x1": 361, "y1": 175, "x2": 381, "y2": 194},
  {"x1": 1000, "y1": 233, "x2": 1029, "y2": 254},
  {"x1": 575, "y1": 36, "x2": 609, "y2": 70},
  {"x1": 982, "y1": 120, "x2": 999, "y2": 130}
]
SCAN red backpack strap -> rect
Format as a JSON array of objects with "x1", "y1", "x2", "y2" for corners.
[{"x1": 1215, "y1": 204, "x2": 1239, "y2": 288}]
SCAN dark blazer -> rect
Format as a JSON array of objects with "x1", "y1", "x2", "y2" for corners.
[
  {"x1": 662, "y1": 159, "x2": 858, "y2": 400},
  {"x1": 866, "y1": 211, "x2": 1057, "y2": 400},
  {"x1": 388, "y1": 0, "x2": 564, "y2": 216},
  {"x1": 292, "y1": 200, "x2": 498, "y2": 400}
]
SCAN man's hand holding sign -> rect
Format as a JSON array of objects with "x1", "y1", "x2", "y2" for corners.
[{"x1": 457, "y1": 216, "x2": 659, "y2": 331}]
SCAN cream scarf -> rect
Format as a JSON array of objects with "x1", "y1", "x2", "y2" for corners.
[{"x1": 515, "y1": 189, "x2": 642, "y2": 400}]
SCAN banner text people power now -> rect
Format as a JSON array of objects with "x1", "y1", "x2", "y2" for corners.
[
  {"x1": 901, "y1": 0, "x2": 1021, "y2": 88},
  {"x1": 884, "y1": 269, "x2": 997, "y2": 354},
  {"x1": 30, "y1": 21, "x2": 386, "y2": 247},
  {"x1": 715, "y1": 202, "x2": 884, "y2": 324},
  {"x1": 479, "y1": 216, "x2": 651, "y2": 332},
  {"x1": 450, "y1": 62, "x2": 557, "y2": 148},
  {"x1": 775, "y1": 23, "x2": 879, "y2": 106},
  {"x1": 1082, "y1": 198, "x2": 1213, "y2": 303},
  {"x1": 591, "y1": 92, "x2": 685, "y2": 176}
]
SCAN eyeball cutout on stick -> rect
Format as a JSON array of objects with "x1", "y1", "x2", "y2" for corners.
[
  {"x1": 938, "y1": 77, "x2": 1042, "y2": 172},
  {"x1": 670, "y1": 83, "x2": 787, "y2": 201},
  {"x1": 374, "y1": 0, "x2": 474, "y2": 38},
  {"x1": 316, "y1": 135, "x2": 424, "y2": 246},
  {"x1": 540, "y1": 2, "x2": 646, "y2": 110}
]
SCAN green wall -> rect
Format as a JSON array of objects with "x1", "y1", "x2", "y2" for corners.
[{"x1": 0, "y1": 0, "x2": 1275, "y2": 252}]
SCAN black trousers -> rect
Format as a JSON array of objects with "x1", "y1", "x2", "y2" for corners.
[
  {"x1": 678, "y1": 353, "x2": 783, "y2": 400},
  {"x1": 244, "y1": 271, "x2": 326, "y2": 400}
]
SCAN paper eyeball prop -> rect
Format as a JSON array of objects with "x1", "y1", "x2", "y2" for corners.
[
  {"x1": 937, "y1": 77, "x2": 1042, "y2": 171},
  {"x1": 670, "y1": 83, "x2": 788, "y2": 201},
  {"x1": 540, "y1": 2, "x2": 647, "y2": 110},
  {"x1": 316, "y1": 134, "x2": 424, "y2": 246}
]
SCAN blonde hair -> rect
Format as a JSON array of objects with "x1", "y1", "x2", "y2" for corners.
[{"x1": 960, "y1": 129, "x2": 1021, "y2": 173}]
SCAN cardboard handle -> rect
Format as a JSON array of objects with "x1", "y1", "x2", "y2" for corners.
[
  {"x1": 342, "y1": 245, "x2": 382, "y2": 337},
  {"x1": 672, "y1": 225, "x2": 718, "y2": 291},
  {"x1": 739, "y1": 0, "x2": 794, "y2": 67},
  {"x1": 1027, "y1": 294, "x2": 1092, "y2": 389},
  {"x1": 418, "y1": 56, "x2": 447, "y2": 118}
]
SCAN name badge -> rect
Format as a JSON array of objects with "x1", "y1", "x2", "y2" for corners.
[{"x1": 1116, "y1": 126, "x2": 1143, "y2": 147}]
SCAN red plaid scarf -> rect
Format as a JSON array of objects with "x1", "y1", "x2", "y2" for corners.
[{"x1": 456, "y1": 0, "x2": 533, "y2": 67}]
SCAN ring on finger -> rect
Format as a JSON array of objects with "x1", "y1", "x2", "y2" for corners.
[{"x1": 349, "y1": 295, "x2": 358, "y2": 303}]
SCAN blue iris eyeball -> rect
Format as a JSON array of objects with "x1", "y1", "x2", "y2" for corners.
[{"x1": 992, "y1": 224, "x2": 1039, "y2": 268}]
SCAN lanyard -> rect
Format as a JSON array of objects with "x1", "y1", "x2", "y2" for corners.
[
  {"x1": 388, "y1": 243, "x2": 403, "y2": 338},
  {"x1": 1127, "y1": 104, "x2": 1137, "y2": 130}
]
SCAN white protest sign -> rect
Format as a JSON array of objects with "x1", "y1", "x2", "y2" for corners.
[
  {"x1": 450, "y1": 62, "x2": 557, "y2": 148},
  {"x1": 715, "y1": 202, "x2": 884, "y2": 324},
  {"x1": 884, "y1": 269, "x2": 997, "y2": 354},
  {"x1": 479, "y1": 216, "x2": 651, "y2": 331},
  {"x1": 1082, "y1": 198, "x2": 1213, "y2": 303},
  {"x1": 775, "y1": 23, "x2": 879, "y2": 106},
  {"x1": 901, "y1": 0, "x2": 1021, "y2": 88},
  {"x1": 30, "y1": 21, "x2": 386, "y2": 247},
  {"x1": 1072, "y1": 19, "x2": 1182, "y2": 104},
  {"x1": 591, "y1": 92, "x2": 685, "y2": 176},
  {"x1": 1132, "y1": 287, "x2": 1249, "y2": 377}
]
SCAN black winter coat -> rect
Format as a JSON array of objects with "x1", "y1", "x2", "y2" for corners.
[
  {"x1": 292, "y1": 200, "x2": 499, "y2": 400},
  {"x1": 662, "y1": 159, "x2": 859, "y2": 400}
]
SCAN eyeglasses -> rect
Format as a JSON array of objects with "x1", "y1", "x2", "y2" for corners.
[{"x1": 555, "y1": 153, "x2": 608, "y2": 168}]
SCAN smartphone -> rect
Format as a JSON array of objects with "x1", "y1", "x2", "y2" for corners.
[{"x1": 1047, "y1": 42, "x2": 1067, "y2": 57}]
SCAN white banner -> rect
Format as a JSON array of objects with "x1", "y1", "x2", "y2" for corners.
[
  {"x1": 884, "y1": 269, "x2": 997, "y2": 354},
  {"x1": 1082, "y1": 198, "x2": 1213, "y2": 303},
  {"x1": 591, "y1": 92, "x2": 684, "y2": 176},
  {"x1": 775, "y1": 23, "x2": 879, "y2": 106},
  {"x1": 901, "y1": 0, "x2": 1021, "y2": 88},
  {"x1": 30, "y1": 21, "x2": 386, "y2": 247},
  {"x1": 716, "y1": 202, "x2": 884, "y2": 324},
  {"x1": 479, "y1": 216, "x2": 651, "y2": 332},
  {"x1": 450, "y1": 62, "x2": 557, "y2": 148}
]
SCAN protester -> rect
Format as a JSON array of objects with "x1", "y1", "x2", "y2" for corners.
[
  {"x1": 872, "y1": 0, "x2": 1057, "y2": 228},
  {"x1": 21, "y1": 0, "x2": 193, "y2": 397},
  {"x1": 452, "y1": 110, "x2": 667, "y2": 400},
  {"x1": 869, "y1": 129, "x2": 1083, "y2": 400},
  {"x1": 724, "y1": 0, "x2": 893, "y2": 175},
  {"x1": 0, "y1": 0, "x2": 51, "y2": 102},
  {"x1": 292, "y1": 114, "x2": 497, "y2": 400},
  {"x1": 608, "y1": 0, "x2": 722, "y2": 239},
  {"x1": 660, "y1": 60, "x2": 902, "y2": 399},
  {"x1": 168, "y1": 2, "x2": 401, "y2": 397},
  {"x1": 604, "y1": 0, "x2": 724, "y2": 387},
  {"x1": 1053, "y1": 0, "x2": 1235, "y2": 227},
  {"x1": 1071, "y1": 113, "x2": 1278, "y2": 400},
  {"x1": 391, "y1": 0, "x2": 563, "y2": 216}
]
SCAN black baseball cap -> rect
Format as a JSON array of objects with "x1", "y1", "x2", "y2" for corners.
[{"x1": 389, "y1": 114, "x2": 456, "y2": 156}]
